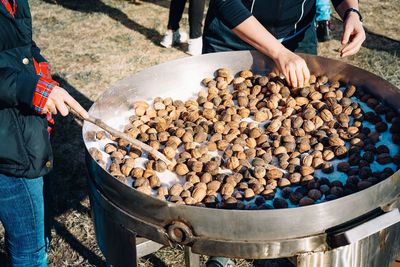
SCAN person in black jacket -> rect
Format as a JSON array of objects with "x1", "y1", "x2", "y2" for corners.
[
  {"x1": 0, "y1": 1, "x2": 87, "y2": 266},
  {"x1": 203, "y1": 0, "x2": 365, "y2": 88}
]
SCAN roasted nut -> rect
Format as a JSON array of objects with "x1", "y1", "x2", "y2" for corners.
[
  {"x1": 134, "y1": 177, "x2": 149, "y2": 187},
  {"x1": 192, "y1": 187, "x2": 207, "y2": 202},
  {"x1": 266, "y1": 169, "x2": 284, "y2": 180},
  {"x1": 149, "y1": 175, "x2": 161, "y2": 188},
  {"x1": 244, "y1": 188, "x2": 255, "y2": 200},
  {"x1": 300, "y1": 166, "x2": 314, "y2": 176},
  {"x1": 169, "y1": 184, "x2": 184, "y2": 196},
  {"x1": 320, "y1": 109, "x2": 333, "y2": 122},
  {"x1": 267, "y1": 119, "x2": 281, "y2": 133},
  {"x1": 105, "y1": 143, "x2": 117, "y2": 154},
  {"x1": 278, "y1": 178, "x2": 291, "y2": 187},
  {"x1": 221, "y1": 183, "x2": 235, "y2": 197},
  {"x1": 329, "y1": 136, "x2": 345, "y2": 147},
  {"x1": 175, "y1": 163, "x2": 189, "y2": 176}
]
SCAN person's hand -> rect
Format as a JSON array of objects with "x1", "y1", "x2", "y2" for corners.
[
  {"x1": 272, "y1": 46, "x2": 310, "y2": 88},
  {"x1": 43, "y1": 86, "x2": 89, "y2": 119},
  {"x1": 340, "y1": 12, "x2": 366, "y2": 57}
]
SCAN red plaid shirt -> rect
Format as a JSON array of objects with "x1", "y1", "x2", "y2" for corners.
[{"x1": 2, "y1": 0, "x2": 58, "y2": 131}]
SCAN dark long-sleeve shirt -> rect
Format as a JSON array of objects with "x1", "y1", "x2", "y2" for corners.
[{"x1": 208, "y1": 0, "x2": 344, "y2": 41}]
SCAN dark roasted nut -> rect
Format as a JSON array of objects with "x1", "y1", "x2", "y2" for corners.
[
  {"x1": 337, "y1": 162, "x2": 350, "y2": 173},
  {"x1": 375, "y1": 122, "x2": 388, "y2": 133},
  {"x1": 349, "y1": 153, "x2": 362, "y2": 166},
  {"x1": 357, "y1": 180, "x2": 372, "y2": 191},
  {"x1": 376, "y1": 145, "x2": 390, "y2": 154},
  {"x1": 299, "y1": 196, "x2": 315, "y2": 206},
  {"x1": 377, "y1": 153, "x2": 392, "y2": 165},
  {"x1": 273, "y1": 197, "x2": 288, "y2": 209},
  {"x1": 330, "y1": 186, "x2": 344, "y2": 197},
  {"x1": 307, "y1": 189, "x2": 322, "y2": 200},
  {"x1": 319, "y1": 184, "x2": 330, "y2": 195}
]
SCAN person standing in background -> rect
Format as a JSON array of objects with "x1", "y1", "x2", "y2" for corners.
[
  {"x1": 316, "y1": 0, "x2": 333, "y2": 41},
  {"x1": 160, "y1": 0, "x2": 206, "y2": 56}
]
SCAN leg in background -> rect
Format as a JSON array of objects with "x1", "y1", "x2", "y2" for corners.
[
  {"x1": 167, "y1": 0, "x2": 187, "y2": 31},
  {"x1": 187, "y1": 0, "x2": 206, "y2": 55},
  {"x1": 161, "y1": 0, "x2": 189, "y2": 48},
  {"x1": 188, "y1": 0, "x2": 205, "y2": 39},
  {"x1": 315, "y1": 0, "x2": 332, "y2": 42}
]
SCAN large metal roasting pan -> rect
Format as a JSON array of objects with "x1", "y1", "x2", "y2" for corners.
[{"x1": 83, "y1": 51, "x2": 400, "y2": 258}]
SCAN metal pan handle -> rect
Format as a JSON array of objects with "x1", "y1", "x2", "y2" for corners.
[
  {"x1": 343, "y1": 209, "x2": 400, "y2": 244},
  {"x1": 328, "y1": 209, "x2": 400, "y2": 247}
]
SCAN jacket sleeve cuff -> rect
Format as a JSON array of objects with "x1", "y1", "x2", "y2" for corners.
[
  {"x1": 214, "y1": 0, "x2": 252, "y2": 29},
  {"x1": 32, "y1": 77, "x2": 58, "y2": 114}
]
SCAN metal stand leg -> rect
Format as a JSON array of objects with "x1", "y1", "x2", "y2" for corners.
[
  {"x1": 107, "y1": 225, "x2": 138, "y2": 267},
  {"x1": 185, "y1": 246, "x2": 201, "y2": 267}
]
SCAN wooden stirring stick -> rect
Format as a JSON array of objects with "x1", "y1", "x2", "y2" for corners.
[
  {"x1": 69, "y1": 108, "x2": 287, "y2": 175},
  {"x1": 69, "y1": 108, "x2": 173, "y2": 166}
]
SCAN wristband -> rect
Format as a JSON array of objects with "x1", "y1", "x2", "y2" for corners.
[{"x1": 343, "y1": 8, "x2": 363, "y2": 22}]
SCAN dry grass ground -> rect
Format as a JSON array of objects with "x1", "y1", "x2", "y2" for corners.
[{"x1": 0, "y1": 0, "x2": 399, "y2": 266}]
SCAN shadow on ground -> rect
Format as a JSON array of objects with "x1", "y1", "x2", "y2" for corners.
[
  {"x1": 45, "y1": 76, "x2": 106, "y2": 265},
  {"x1": 139, "y1": 0, "x2": 170, "y2": 9},
  {"x1": 42, "y1": 0, "x2": 163, "y2": 45}
]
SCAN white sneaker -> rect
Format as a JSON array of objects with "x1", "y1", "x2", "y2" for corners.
[
  {"x1": 187, "y1": 37, "x2": 203, "y2": 56},
  {"x1": 160, "y1": 30, "x2": 188, "y2": 48}
]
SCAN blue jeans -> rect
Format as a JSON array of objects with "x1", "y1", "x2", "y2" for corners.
[
  {"x1": 0, "y1": 174, "x2": 47, "y2": 267},
  {"x1": 316, "y1": 0, "x2": 331, "y2": 21}
]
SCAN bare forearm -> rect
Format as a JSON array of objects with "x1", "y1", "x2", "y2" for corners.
[
  {"x1": 232, "y1": 16, "x2": 285, "y2": 60},
  {"x1": 335, "y1": 0, "x2": 360, "y2": 19},
  {"x1": 232, "y1": 16, "x2": 310, "y2": 88}
]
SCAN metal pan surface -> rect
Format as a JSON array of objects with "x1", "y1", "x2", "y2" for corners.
[{"x1": 83, "y1": 51, "x2": 400, "y2": 242}]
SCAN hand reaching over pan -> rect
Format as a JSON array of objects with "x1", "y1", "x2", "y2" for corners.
[
  {"x1": 272, "y1": 46, "x2": 311, "y2": 88},
  {"x1": 340, "y1": 12, "x2": 366, "y2": 57}
]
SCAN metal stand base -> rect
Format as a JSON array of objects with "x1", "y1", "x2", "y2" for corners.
[{"x1": 88, "y1": 176, "x2": 399, "y2": 267}]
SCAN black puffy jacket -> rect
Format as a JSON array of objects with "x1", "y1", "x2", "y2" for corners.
[{"x1": 0, "y1": 0, "x2": 53, "y2": 178}]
